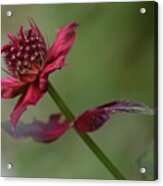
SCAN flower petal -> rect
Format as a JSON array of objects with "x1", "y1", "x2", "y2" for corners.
[
  {"x1": 10, "y1": 81, "x2": 44, "y2": 129},
  {"x1": 39, "y1": 55, "x2": 65, "y2": 91},
  {"x1": 18, "y1": 26, "x2": 25, "y2": 40},
  {"x1": 1, "y1": 44, "x2": 12, "y2": 53},
  {"x1": 1, "y1": 78, "x2": 26, "y2": 98},
  {"x1": 39, "y1": 21, "x2": 78, "y2": 92},
  {"x1": 74, "y1": 100, "x2": 154, "y2": 132},
  {"x1": 48, "y1": 21, "x2": 78, "y2": 60},
  {"x1": 2, "y1": 113, "x2": 69, "y2": 143},
  {"x1": 7, "y1": 33, "x2": 19, "y2": 47},
  {"x1": 28, "y1": 19, "x2": 47, "y2": 50}
]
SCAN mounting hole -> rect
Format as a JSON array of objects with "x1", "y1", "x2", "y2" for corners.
[
  {"x1": 140, "y1": 8, "x2": 146, "y2": 14},
  {"x1": 7, "y1": 163, "x2": 13, "y2": 170},
  {"x1": 140, "y1": 167, "x2": 146, "y2": 174},
  {"x1": 6, "y1": 11, "x2": 12, "y2": 17}
]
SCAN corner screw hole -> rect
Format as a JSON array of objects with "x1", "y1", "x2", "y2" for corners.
[
  {"x1": 140, "y1": 167, "x2": 146, "y2": 174},
  {"x1": 140, "y1": 8, "x2": 146, "y2": 14},
  {"x1": 7, "y1": 163, "x2": 13, "y2": 170},
  {"x1": 6, "y1": 11, "x2": 12, "y2": 17}
]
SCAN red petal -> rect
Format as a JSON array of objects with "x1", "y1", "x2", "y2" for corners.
[
  {"x1": 1, "y1": 78, "x2": 26, "y2": 98},
  {"x1": 39, "y1": 55, "x2": 65, "y2": 91},
  {"x1": 28, "y1": 19, "x2": 47, "y2": 50},
  {"x1": 10, "y1": 81, "x2": 45, "y2": 129},
  {"x1": 48, "y1": 21, "x2": 78, "y2": 60},
  {"x1": 1, "y1": 44, "x2": 12, "y2": 53},
  {"x1": 19, "y1": 73, "x2": 38, "y2": 83},
  {"x1": 18, "y1": 26, "x2": 25, "y2": 40},
  {"x1": 74, "y1": 100, "x2": 154, "y2": 132},
  {"x1": 38, "y1": 21, "x2": 78, "y2": 92},
  {"x1": 7, "y1": 33, "x2": 19, "y2": 47},
  {"x1": 2, "y1": 113, "x2": 69, "y2": 143}
]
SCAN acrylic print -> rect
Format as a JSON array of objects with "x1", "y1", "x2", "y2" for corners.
[{"x1": 1, "y1": 1, "x2": 158, "y2": 180}]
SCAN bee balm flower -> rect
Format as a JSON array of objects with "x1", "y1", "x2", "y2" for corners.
[{"x1": 1, "y1": 21, "x2": 78, "y2": 129}]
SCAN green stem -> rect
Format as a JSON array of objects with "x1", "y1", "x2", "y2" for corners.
[{"x1": 48, "y1": 81, "x2": 126, "y2": 180}]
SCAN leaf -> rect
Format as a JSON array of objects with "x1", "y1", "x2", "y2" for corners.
[
  {"x1": 74, "y1": 100, "x2": 154, "y2": 132},
  {"x1": 2, "y1": 113, "x2": 70, "y2": 143}
]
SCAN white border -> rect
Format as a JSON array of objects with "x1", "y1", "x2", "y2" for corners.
[{"x1": 0, "y1": 0, "x2": 162, "y2": 186}]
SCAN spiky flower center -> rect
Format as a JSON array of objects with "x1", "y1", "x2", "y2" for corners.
[{"x1": 2, "y1": 26, "x2": 47, "y2": 81}]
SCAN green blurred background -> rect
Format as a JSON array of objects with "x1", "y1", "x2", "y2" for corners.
[{"x1": 1, "y1": 2, "x2": 156, "y2": 180}]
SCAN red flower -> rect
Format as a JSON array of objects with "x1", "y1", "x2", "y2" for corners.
[{"x1": 1, "y1": 21, "x2": 78, "y2": 129}]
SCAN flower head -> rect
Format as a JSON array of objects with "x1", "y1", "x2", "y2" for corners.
[
  {"x1": 2, "y1": 24, "x2": 47, "y2": 82},
  {"x1": 1, "y1": 20, "x2": 78, "y2": 129}
]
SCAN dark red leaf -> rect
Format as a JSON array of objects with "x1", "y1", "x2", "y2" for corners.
[
  {"x1": 74, "y1": 100, "x2": 154, "y2": 132},
  {"x1": 2, "y1": 113, "x2": 70, "y2": 143}
]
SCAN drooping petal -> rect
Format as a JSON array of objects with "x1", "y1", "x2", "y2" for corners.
[
  {"x1": 2, "y1": 113, "x2": 70, "y2": 143},
  {"x1": 39, "y1": 21, "x2": 78, "y2": 92},
  {"x1": 1, "y1": 78, "x2": 26, "y2": 98},
  {"x1": 10, "y1": 81, "x2": 45, "y2": 129},
  {"x1": 48, "y1": 21, "x2": 78, "y2": 60},
  {"x1": 74, "y1": 100, "x2": 154, "y2": 132},
  {"x1": 39, "y1": 55, "x2": 65, "y2": 91}
]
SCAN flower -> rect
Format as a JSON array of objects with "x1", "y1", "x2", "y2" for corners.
[
  {"x1": 2, "y1": 100, "x2": 153, "y2": 143},
  {"x1": 1, "y1": 20, "x2": 78, "y2": 129}
]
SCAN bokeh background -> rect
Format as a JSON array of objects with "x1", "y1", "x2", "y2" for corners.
[{"x1": 1, "y1": 2, "x2": 156, "y2": 180}]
